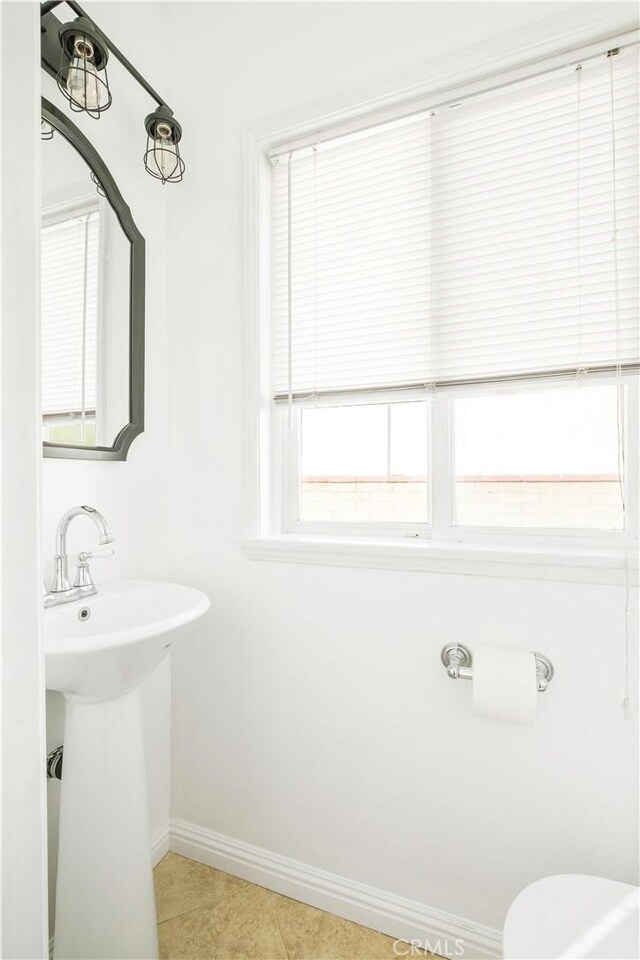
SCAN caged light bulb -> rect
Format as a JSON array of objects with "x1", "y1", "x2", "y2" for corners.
[
  {"x1": 147, "y1": 123, "x2": 181, "y2": 181},
  {"x1": 144, "y1": 109, "x2": 184, "y2": 184},
  {"x1": 66, "y1": 55, "x2": 101, "y2": 110},
  {"x1": 57, "y1": 19, "x2": 111, "y2": 117},
  {"x1": 64, "y1": 36, "x2": 109, "y2": 112}
]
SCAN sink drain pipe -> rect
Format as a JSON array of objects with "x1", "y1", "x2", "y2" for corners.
[{"x1": 47, "y1": 745, "x2": 63, "y2": 780}]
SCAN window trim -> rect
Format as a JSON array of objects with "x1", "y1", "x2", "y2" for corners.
[
  {"x1": 242, "y1": 20, "x2": 640, "y2": 578},
  {"x1": 243, "y1": 534, "x2": 639, "y2": 586}
]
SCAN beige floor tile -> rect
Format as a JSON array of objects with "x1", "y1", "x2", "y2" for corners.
[
  {"x1": 352, "y1": 927, "x2": 433, "y2": 959},
  {"x1": 154, "y1": 852, "x2": 250, "y2": 924},
  {"x1": 158, "y1": 884, "x2": 288, "y2": 960},
  {"x1": 273, "y1": 896, "x2": 436, "y2": 960},
  {"x1": 351, "y1": 927, "x2": 406, "y2": 960},
  {"x1": 155, "y1": 854, "x2": 438, "y2": 960},
  {"x1": 273, "y1": 897, "x2": 365, "y2": 960}
]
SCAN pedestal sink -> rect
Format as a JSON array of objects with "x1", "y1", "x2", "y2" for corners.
[{"x1": 45, "y1": 579, "x2": 210, "y2": 960}]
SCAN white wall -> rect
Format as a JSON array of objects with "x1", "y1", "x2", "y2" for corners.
[
  {"x1": 40, "y1": 1, "x2": 173, "y2": 935},
  {"x1": 162, "y1": 0, "x2": 640, "y2": 943},
  {"x1": 1, "y1": 3, "x2": 48, "y2": 956},
  {"x1": 38, "y1": 0, "x2": 640, "y2": 951}
]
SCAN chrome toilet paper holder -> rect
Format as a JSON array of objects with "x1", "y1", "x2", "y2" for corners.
[{"x1": 440, "y1": 643, "x2": 554, "y2": 692}]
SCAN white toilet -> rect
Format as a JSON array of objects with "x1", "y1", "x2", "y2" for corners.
[{"x1": 503, "y1": 875, "x2": 640, "y2": 959}]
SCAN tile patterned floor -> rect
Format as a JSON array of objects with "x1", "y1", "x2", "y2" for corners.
[{"x1": 154, "y1": 853, "x2": 434, "y2": 960}]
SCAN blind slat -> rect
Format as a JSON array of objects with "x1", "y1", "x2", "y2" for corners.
[
  {"x1": 272, "y1": 45, "x2": 639, "y2": 397},
  {"x1": 41, "y1": 209, "x2": 99, "y2": 415}
]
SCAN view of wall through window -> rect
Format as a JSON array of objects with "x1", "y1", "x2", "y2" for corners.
[
  {"x1": 300, "y1": 401, "x2": 429, "y2": 524},
  {"x1": 299, "y1": 384, "x2": 624, "y2": 530},
  {"x1": 453, "y1": 384, "x2": 624, "y2": 529}
]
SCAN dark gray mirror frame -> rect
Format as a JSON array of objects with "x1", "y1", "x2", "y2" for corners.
[{"x1": 41, "y1": 98, "x2": 145, "y2": 461}]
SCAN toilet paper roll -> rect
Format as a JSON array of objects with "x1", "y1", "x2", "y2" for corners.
[{"x1": 471, "y1": 645, "x2": 537, "y2": 726}]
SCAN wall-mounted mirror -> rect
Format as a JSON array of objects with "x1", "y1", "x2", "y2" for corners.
[{"x1": 41, "y1": 99, "x2": 144, "y2": 460}]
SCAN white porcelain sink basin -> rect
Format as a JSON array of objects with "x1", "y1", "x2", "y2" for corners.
[
  {"x1": 47, "y1": 579, "x2": 209, "y2": 960},
  {"x1": 45, "y1": 579, "x2": 210, "y2": 700}
]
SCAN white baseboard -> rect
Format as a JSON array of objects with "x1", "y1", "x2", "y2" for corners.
[
  {"x1": 169, "y1": 818, "x2": 502, "y2": 960},
  {"x1": 151, "y1": 822, "x2": 171, "y2": 867}
]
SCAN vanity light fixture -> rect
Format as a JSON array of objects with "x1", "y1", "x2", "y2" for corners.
[
  {"x1": 56, "y1": 17, "x2": 111, "y2": 117},
  {"x1": 143, "y1": 107, "x2": 184, "y2": 184},
  {"x1": 41, "y1": 118, "x2": 54, "y2": 140},
  {"x1": 40, "y1": 0, "x2": 185, "y2": 184}
]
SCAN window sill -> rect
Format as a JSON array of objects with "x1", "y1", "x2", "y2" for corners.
[{"x1": 242, "y1": 535, "x2": 639, "y2": 585}]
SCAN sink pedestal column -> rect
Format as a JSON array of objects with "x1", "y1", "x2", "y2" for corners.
[{"x1": 54, "y1": 688, "x2": 158, "y2": 960}]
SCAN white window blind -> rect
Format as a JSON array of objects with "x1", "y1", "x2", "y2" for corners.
[
  {"x1": 272, "y1": 44, "x2": 639, "y2": 400},
  {"x1": 41, "y1": 207, "x2": 99, "y2": 417}
]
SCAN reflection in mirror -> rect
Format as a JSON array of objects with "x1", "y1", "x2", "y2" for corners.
[{"x1": 41, "y1": 124, "x2": 130, "y2": 448}]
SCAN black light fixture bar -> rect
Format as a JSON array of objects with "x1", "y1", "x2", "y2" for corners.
[
  {"x1": 41, "y1": 0, "x2": 184, "y2": 182},
  {"x1": 41, "y1": 0, "x2": 173, "y2": 114}
]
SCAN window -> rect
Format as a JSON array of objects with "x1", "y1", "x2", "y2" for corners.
[
  {"x1": 452, "y1": 383, "x2": 624, "y2": 530},
  {"x1": 41, "y1": 201, "x2": 100, "y2": 444},
  {"x1": 300, "y1": 401, "x2": 429, "y2": 524},
  {"x1": 263, "y1": 39, "x2": 639, "y2": 547}
]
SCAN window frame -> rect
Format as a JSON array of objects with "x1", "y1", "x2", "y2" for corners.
[
  {"x1": 272, "y1": 399, "x2": 432, "y2": 542},
  {"x1": 271, "y1": 375, "x2": 638, "y2": 551},
  {"x1": 244, "y1": 24, "x2": 640, "y2": 578}
]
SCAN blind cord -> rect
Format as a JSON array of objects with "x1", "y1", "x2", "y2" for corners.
[
  {"x1": 575, "y1": 65, "x2": 583, "y2": 364},
  {"x1": 285, "y1": 153, "x2": 300, "y2": 525},
  {"x1": 426, "y1": 111, "x2": 435, "y2": 397},
  {"x1": 609, "y1": 52, "x2": 631, "y2": 721},
  {"x1": 80, "y1": 215, "x2": 90, "y2": 443},
  {"x1": 287, "y1": 154, "x2": 293, "y2": 431},
  {"x1": 312, "y1": 144, "x2": 318, "y2": 407}
]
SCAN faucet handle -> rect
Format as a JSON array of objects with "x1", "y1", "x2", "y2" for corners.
[
  {"x1": 77, "y1": 548, "x2": 115, "y2": 563},
  {"x1": 73, "y1": 547, "x2": 115, "y2": 592}
]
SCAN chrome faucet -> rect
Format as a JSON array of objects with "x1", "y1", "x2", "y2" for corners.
[{"x1": 45, "y1": 506, "x2": 115, "y2": 607}]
